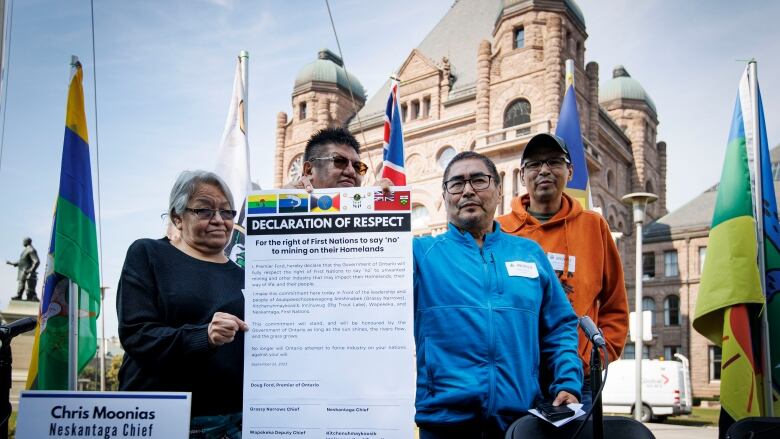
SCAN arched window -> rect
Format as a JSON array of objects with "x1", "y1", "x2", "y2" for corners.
[
  {"x1": 512, "y1": 169, "x2": 521, "y2": 197},
  {"x1": 645, "y1": 179, "x2": 654, "y2": 193},
  {"x1": 607, "y1": 170, "x2": 615, "y2": 191},
  {"x1": 664, "y1": 295, "x2": 680, "y2": 326},
  {"x1": 503, "y1": 99, "x2": 531, "y2": 128},
  {"x1": 643, "y1": 297, "x2": 656, "y2": 326},
  {"x1": 437, "y1": 146, "x2": 457, "y2": 170},
  {"x1": 411, "y1": 204, "x2": 430, "y2": 230},
  {"x1": 514, "y1": 27, "x2": 525, "y2": 49},
  {"x1": 498, "y1": 171, "x2": 506, "y2": 215}
]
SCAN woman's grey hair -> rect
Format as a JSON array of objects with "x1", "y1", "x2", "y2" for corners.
[{"x1": 168, "y1": 170, "x2": 234, "y2": 219}]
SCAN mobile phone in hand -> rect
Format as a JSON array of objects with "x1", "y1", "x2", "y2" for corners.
[{"x1": 536, "y1": 402, "x2": 575, "y2": 421}]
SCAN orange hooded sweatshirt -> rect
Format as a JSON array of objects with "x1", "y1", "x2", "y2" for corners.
[{"x1": 497, "y1": 193, "x2": 628, "y2": 369}]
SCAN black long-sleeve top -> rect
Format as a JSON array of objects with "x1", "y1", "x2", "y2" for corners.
[{"x1": 117, "y1": 238, "x2": 244, "y2": 416}]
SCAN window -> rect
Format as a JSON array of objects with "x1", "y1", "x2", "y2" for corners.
[
  {"x1": 437, "y1": 146, "x2": 457, "y2": 170},
  {"x1": 622, "y1": 344, "x2": 649, "y2": 360},
  {"x1": 401, "y1": 103, "x2": 408, "y2": 121},
  {"x1": 664, "y1": 346, "x2": 681, "y2": 361},
  {"x1": 514, "y1": 27, "x2": 525, "y2": 49},
  {"x1": 298, "y1": 101, "x2": 307, "y2": 120},
  {"x1": 642, "y1": 297, "x2": 656, "y2": 326},
  {"x1": 498, "y1": 171, "x2": 506, "y2": 215},
  {"x1": 512, "y1": 169, "x2": 520, "y2": 197},
  {"x1": 709, "y1": 346, "x2": 722, "y2": 381},
  {"x1": 410, "y1": 100, "x2": 420, "y2": 120},
  {"x1": 411, "y1": 204, "x2": 430, "y2": 230},
  {"x1": 503, "y1": 99, "x2": 531, "y2": 128},
  {"x1": 699, "y1": 246, "x2": 707, "y2": 273},
  {"x1": 642, "y1": 252, "x2": 655, "y2": 280},
  {"x1": 422, "y1": 96, "x2": 431, "y2": 118},
  {"x1": 664, "y1": 295, "x2": 680, "y2": 326},
  {"x1": 664, "y1": 250, "x2": 678, "y2": 277},
  {"x1": 606, "y1": 170, "x2": 614, "y2": 190}
]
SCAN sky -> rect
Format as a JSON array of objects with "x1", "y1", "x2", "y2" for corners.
[{"x1": 0, "y1": 0, "x2": 778, "y2": 338}]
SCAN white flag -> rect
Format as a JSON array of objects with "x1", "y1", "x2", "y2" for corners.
[{"x1": 215, "y1": 53, "x2": 251, "y2": 267}]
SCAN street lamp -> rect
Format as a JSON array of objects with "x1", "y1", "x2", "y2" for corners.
[{"x1": 621, "y1": 191, "x2": 657, "y2": 422}]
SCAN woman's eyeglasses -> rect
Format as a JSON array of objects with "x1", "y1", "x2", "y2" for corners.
[{"x1": 184, "y1": 208, "x2": 237, "y2": 221}]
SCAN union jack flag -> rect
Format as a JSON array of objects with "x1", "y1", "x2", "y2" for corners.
[{"x1": 381, "y1": 79, "x2": 406, "y2": 185}]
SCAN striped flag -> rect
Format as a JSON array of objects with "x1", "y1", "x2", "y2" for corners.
[
  {"x1": 381, "y1": 79, "x2": 406, "y2": 185},
  {"x1": 692, "y1": 64, "x2": 774, "y2": 424},
  {"x1": 556, "y1": 61, "x2": 590, "y2": 209},
  {"x1": 215, "y1": 53, "x2": 251, "y2": 268},
  {"x1": 26, "y1": 60, "x2": 100, "y2": 390}
]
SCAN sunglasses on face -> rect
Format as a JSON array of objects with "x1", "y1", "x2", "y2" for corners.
[
  {"x1": 309, "y1": 155, "x2": 369, "y2": 176},
  {"x1": 184, "y1": 208, "x2": 237, "y2": 221}
]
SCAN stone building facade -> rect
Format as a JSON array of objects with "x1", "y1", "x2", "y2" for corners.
[{"x1": 274, "y1": 0, "x2": 672, "y2": 391}]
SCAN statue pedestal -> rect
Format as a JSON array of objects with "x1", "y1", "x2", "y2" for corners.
[{"x1": 0, "y1": 299, "x2": 39, "y2": 409}]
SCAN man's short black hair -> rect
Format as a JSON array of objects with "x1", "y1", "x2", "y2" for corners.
[
  {"x1": 304, "y1": 127, "x2": 361, "y2": 162},
  {"x1": 442, "y1": 151, "x2": 501, "y2": 187}
]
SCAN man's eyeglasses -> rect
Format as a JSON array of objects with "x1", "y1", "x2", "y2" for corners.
[
  {"x1": 309, "y1": 155, "x2": 369, "y2": 176},
  {"x1": 185, "y1": 208, "x2": 237, "y2": 221},
  {"x1": 521, "y1": 157, "x2": 570, "y2": 172},
  {"x1": 443, "y1": 175, "x2": 494, "y2": 194}
]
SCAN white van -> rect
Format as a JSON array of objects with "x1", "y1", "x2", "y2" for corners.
[{"x1": 600, "y1": 356, "x2": 693, "y2": 422}]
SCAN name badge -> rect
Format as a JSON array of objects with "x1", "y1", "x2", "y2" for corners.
[
  {"x1": 547, "y1": 253, "x2": 576, "y2": 273},
  {"x1": 505, "y1": 261, "x2": 539, "y2": 278}
]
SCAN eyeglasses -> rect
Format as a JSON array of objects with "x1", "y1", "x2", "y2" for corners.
[
  {"x1": 443, "y1": 175, "x2": 494, "y2": 194},
  {"x1": 521, "y1": 157, "x2": 570, "y2": 172},
  {"x1": 185, "y1": 208, "x2": 237, "y2": 221},
  {"x1": 309, "y1": 155, "x2": 369, "y2": 176}
]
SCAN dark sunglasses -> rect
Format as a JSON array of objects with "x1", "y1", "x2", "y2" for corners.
[
  {"x1": 309, "y1": 155, "x2": 368, "y2": 176},
  {"x1": 184, "y1": 208, "x2": 237, "y2": 221}
]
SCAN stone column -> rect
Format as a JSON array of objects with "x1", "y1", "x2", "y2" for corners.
[
  {"x1": 544, "y1": 15, "x2": 563, "y2": 128},
  {"x1": 657, "y1": 141, "x2": 668, "y2": 215},
  {"x1": 475, "y1": 40, "x2": 492, "y2": 133},
  {"x1": 317, "y1": 96, "x2": 330, "y2": 129},
  {"x1": 586, "y1": 61, "x2": 599, "y2": 147},
  {"x1": 274, "y1": 112, "x2": 288, "y2": 188}
]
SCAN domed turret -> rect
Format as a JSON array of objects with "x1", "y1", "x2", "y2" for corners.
[
  {"x1": 599, "y1": 65, "x2": 656, "y2": 113},
  {"x1": 293, "y1": 49, "x2": 366, "y2": 99}
]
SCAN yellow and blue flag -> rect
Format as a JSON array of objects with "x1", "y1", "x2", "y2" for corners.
[
  {"x1": 556, "y1": 80, "x2": 590, "y2": 209},
  {"x1": 26, "y1": 60, "x2": 100, "y2": 390}
]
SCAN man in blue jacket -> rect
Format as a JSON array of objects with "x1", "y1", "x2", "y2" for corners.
[{"x1": 414, "y1": 151, "x2": 582, "y2": 438}]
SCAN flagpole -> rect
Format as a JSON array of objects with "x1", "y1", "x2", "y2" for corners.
[
  {"x1": 749, "y1": 60, "x2": 773, "y2": 416},
  {"x1": 68, "y1": 280, "x2": 78, "y2": 390},
  {"x1": 239, "y1": 50, "x2": 248, "y2": 138}
]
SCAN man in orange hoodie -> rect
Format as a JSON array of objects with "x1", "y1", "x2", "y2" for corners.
[{"x1": 497, "y1": 133, "x2": 628, "y2": 410}]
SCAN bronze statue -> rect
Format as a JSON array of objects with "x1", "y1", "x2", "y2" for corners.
[{"x1": 6, "y1": 237, "x2": 40, "y2": 301}]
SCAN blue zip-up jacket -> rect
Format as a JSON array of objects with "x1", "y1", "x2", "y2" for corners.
[{"x1": 413, "y1": 222, "x2": 582, "y2": 430}]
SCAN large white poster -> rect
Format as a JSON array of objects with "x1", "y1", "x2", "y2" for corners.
[{"x1": 242, "y1": 187, "x2": 415, "y2": 439}]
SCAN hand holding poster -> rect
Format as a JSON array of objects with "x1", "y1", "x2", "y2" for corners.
[{"x1": 243, "y1": 187, "x2": 414, "y2": 439}]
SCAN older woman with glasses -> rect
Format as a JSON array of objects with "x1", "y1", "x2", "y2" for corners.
[{"x1": 117, "y1": 170, "x2": 247, "y2": 438}]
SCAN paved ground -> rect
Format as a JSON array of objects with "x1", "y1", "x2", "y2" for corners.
[{"x1": 645, "y1": 423, "x2": 718, "y2": 439}]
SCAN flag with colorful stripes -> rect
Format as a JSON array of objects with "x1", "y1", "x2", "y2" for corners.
[
  {"x1": 26, "y1": 60, "x2": 100, "y2": 390},
  {"x1": 693, "y1": 64, "x2": 772, "y2": 422},
  {"x1": 556, "y1": 67, "x2": 590, "y2": 209},
  {"x1": 381, "y1": 79, "x2": 406, "y2": 185}
]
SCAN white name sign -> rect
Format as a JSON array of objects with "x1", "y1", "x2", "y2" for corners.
[{"x1": 16, "y1": 391, "x2": 191, "y2": 439}]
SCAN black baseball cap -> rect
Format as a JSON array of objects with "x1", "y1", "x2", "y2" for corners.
[{"x1": 521, "y1": 133, "x2": 571, "y2": 163}]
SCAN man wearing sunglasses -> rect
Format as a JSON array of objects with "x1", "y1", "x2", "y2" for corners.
[
  {"x1": 497, "y1": 133, "x2": 628, "y2": 411},
  {"x1": 413, "y1": 151, "x2": 581, "y2": 438},
  {"x1": 286, "y1": 127, "x2": 392, "y2": 191}
]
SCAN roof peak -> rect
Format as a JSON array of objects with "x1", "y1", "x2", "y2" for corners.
[
  {"x1": 613, "y1": 65, "x2": 629, "y2": 78},
  {"x1": 318, "y1": 48, "x2": 343, "y2": 67}
]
